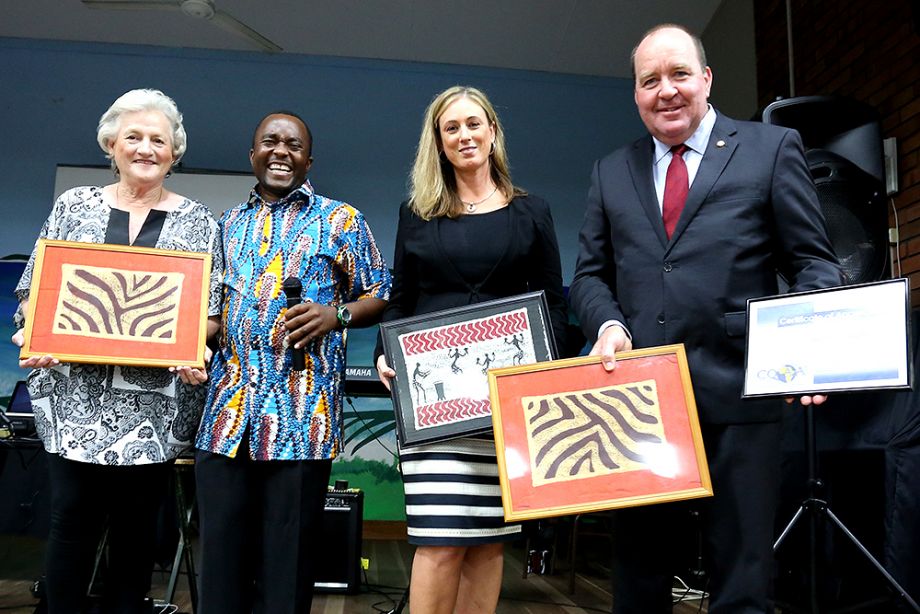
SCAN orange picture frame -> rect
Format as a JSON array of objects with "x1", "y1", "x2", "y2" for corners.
[
  {"x1": 488, "y1": 344, "x2": 712, "y2": 521},
  {"x1": 21, "y1": 239, "x2": 211, "y2": 369}
]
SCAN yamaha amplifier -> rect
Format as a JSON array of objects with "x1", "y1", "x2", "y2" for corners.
[
  {"x1": 344, "y1": 366, "x2": 388, "y2": 396},
  {"x1": 314, "y1": 487, "x2": 363, "y2": 594}
]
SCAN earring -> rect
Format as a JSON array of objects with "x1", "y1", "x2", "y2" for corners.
[
  {"x1": 439, "y1": 150, "x2": 447, "y2": 163},
  {"x1": 489, "y1": 142, "x2": 495, "y2": 156}
]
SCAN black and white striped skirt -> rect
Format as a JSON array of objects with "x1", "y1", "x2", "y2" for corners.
[{"x1": 399, "y1": 437, "x2": 521, "y2": 546}]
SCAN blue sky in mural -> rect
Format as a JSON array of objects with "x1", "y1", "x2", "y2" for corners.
[{"x1": 0, "y1": 259, "x2": 27, "y2": 402}]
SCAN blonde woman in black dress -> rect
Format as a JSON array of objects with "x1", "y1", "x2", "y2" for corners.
[{"x1": 376, "y1": 86, "x2": 567, "y2": 613}]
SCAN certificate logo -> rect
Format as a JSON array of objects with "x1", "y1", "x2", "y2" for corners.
[{"x1": 758, "y1": 364, "x2": 805, "y2": 383}]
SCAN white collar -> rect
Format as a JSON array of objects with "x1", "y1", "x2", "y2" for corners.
[{"x1": 652, "y1": 105, "x2": 717, "y2": 163}]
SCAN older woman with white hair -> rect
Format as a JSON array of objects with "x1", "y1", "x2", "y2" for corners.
[{"x1": 11, "y1": 89, "x2": 221, "y2": 613}]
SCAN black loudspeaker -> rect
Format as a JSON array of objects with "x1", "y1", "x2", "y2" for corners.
[
  {"x1": 0, "y1": 440, "x2": 50, "y2": 539},
  {"x1": 763, "y1": 96, "x2": 889, "y2": 283},
  {"x1": 314, "y1": 489, "x2": 363, "y2": 594}
]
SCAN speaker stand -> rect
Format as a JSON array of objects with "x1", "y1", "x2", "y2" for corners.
[
  {"x1": 774, "y1": 403, "x2": 920, "y2": 613},
  {"x1": 385, "y1": 585, "x2": 409, "y2": 614}
]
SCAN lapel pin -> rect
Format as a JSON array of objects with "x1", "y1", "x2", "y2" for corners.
[{"x1": 716, "y1": 140, "x2": 726, "y2": 148}]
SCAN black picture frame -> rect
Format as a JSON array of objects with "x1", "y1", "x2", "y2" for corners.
[{"x1": 380, "y1": 291, "x2": 557, "y2": 447}]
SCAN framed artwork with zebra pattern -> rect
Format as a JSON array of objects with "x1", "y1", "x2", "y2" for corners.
[
  {"x1": 380, "y1": 291, "x2": 557, "y2": 447},
  {"x1": 20, "y1": 239, "x2": 211, "y2": 369},
  {"x1": 488, "y1": 345, "x2": 712, "y2": 521}
]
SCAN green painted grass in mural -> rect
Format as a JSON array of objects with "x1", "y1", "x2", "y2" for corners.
[{"x1": 331, "y1": 456, "x2": 406, "y2": 521}]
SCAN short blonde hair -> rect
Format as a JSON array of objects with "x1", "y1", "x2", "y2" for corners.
[
  {"x1": 96, "y1": 89, "x2": 187, "y2": 172},
  {"x1": 409, "y1": 86, "x2": 524, "y2": 220}
]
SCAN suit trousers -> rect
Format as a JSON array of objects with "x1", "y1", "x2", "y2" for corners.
[
  {"x1": 195, "y1": 439, "x2": 332, "y2": 614},
  {"x1": 610, "y1": 421, "x2": 782, "y2": 614}
]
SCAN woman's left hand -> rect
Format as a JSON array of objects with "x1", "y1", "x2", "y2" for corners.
[{"x1": 170, "y1": 346, "x2": 212, "y2": 385}]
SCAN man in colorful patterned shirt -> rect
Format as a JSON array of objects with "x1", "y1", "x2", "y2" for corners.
[{"x1": 194, "y1": 111, "x2": 391, "y2": 614}]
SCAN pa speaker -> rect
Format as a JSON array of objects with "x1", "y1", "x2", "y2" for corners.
[
  {"x1": 763, "y1": 96, "x2": 889, "y2": 283},
  {"x1": 0, "y1": 440, "x2": 50, "y2": 538},
  {"x1": 807, "y1": 149, "x2": 889, "y2": 284},
  {"x1": 314, "y1": 489, "x2": 363, "y2": 594}
]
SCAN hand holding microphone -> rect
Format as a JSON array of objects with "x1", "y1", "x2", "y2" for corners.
[
  {"x1": 282, "y1": 277, "x2": 344, "y2": 371},
  {"x1": 282, "y1": 276, "x2": 306, "y2": 371}
]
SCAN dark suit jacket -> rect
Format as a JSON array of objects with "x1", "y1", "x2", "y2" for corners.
[
  {"x1": 376, "y1": 194, "x2": 568, "y2": 359},
  {"x1": 570, "y1": 112, "x2": 845, "y2": 424}
]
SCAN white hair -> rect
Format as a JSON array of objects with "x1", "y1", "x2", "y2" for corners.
[{"x1": 96, "y1": 89, "x2": 187, "y2": 171}]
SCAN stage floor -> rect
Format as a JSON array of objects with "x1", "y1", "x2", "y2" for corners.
[{"x1": 0, "y1": 533, "x2": 712, "y2": 613}]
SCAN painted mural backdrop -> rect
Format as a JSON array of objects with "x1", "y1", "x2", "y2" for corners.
[
  {"x1": 0, "y1": 260, "x2": 27, "y2": 408},
  {"x1": 339, "y1": 324, "x2": 404, "y2": 521}
]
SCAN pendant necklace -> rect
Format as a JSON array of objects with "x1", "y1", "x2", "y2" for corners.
[{"x1": 462, "y1": 185, "x2": 498, "y2": 213}]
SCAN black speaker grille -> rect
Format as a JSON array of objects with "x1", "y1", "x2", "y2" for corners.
[
  {"x1": 814, "y1": 182, "x2": 887, "y2": 284},
  {"x1": 807, "y1": 150, "x2": 888, "y2": 284}
]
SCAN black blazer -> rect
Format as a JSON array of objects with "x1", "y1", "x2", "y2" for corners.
[
  {"x1": 570, "y1": 113, "x2": 845, "y2": 424},
  {"x1": 376, "y1": 194, "x2": 568, "y2": 360}
]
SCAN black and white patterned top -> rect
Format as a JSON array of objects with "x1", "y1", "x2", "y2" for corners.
[{"x1": 15, "y1": 186, "x2": 223, "y2": 465}]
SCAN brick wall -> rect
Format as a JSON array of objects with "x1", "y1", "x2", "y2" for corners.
[{"x1": 755, "y1": 0, "x2": 920, "y2": 303}]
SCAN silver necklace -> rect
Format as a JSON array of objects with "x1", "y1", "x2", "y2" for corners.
[{"x1": 462, "y1": 186, "x2": 498, "y2": 213}]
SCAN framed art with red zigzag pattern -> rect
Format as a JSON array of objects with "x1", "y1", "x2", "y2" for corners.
[{"x1": 380, "y1": 291, "x2": 557, "y2": 447}]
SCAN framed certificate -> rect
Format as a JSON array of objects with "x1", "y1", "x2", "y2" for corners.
[
  {"x1": 743, "y1": 278, "x2": 912, "y2": 397},
  {"x1": 380, "y1": 291, "x2": 556, "y2": 447},
  {"x1": 488, "y1": 345, "x2": 712, "y2": 522},
  {"x1": 20, "y1": 239, "x2": 212, "y2": 369}
]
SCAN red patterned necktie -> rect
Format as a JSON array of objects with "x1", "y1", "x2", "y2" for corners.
[{"x1": 662, "y1": 144, "x2": 689, "y2": 239}]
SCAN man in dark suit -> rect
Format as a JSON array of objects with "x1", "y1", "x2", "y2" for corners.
[{"x1": 569, "y1": 24, "x2": 845, "y2": 613}]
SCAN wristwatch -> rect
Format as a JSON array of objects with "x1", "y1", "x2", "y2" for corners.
[{"x1": 336, "y1": 304, "x2": 352, "y2": 329}]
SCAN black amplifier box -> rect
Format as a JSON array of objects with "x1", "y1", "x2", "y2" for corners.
[{"x1": 314, "y1": 489, "x2": 363, "y2": 594}]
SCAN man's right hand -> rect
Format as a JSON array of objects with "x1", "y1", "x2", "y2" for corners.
[{"x1": 589, "y1": 325, "x2": 632, "y2": 372}]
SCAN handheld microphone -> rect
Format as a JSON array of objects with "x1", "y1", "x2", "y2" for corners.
[{"x1": 281, "y1": 276, "x2": 306, "y2": 371}]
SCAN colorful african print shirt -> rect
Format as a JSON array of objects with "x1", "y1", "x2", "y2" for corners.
[{"x1": 196, "y1": 180, "x2": 391, "y2": 460}]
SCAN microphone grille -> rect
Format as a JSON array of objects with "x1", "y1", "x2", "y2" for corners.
[{"x1": 282, "y1": 276, "x2": 302, "y2": 295}]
